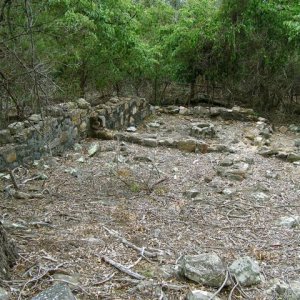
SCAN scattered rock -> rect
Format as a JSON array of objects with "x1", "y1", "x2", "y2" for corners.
[
  {"x1": 94, "y1": 129, "x2": 115, "y2": 140},
  {"x1": 217, "y1": 162, "x2": 249, "y2": 181},
  {"x1": 147, "y1": 122, "x2": 160, "y2": 128},
  {"x1": 177, "y1": 139, "x2": 197, "y2": 153},
  {"x1": 31, "y1": 283, "x2": 76, "y2": 300},
  {"x1": 179, "y1": 106, "x2": 189, "y2": 115},
  {"x1": 133, "y1": 156, "x2": 153, "y2": 163},
  {"x1": 88, "y1": 142, "x2": 100, "y2": 157},
  {"x1": 207, "y1": 144, "x2": 232, "y2": 153},
  {"x1": 219, "y1": 157, "x2": 234, "y2": 167},
  {"x1": 186, "y1": 290, "x2": 221, "y2": 300},
  {"x1": 75, "y1": 98, "x2": 90, "y2": 109},
  {"x1": 289, "y1": 124, "x2": 300, "y2": 133},
  {"x1": 178, "y1": 253, "x2": 227, "y2": 287},
  {"x1": 73, "y1": 143, "x2": 83, "y2": 152},
  {"x1": 278, "y1": 216, "x2": 300, "y2": 228},
  {"x1": 268, "y1": 280, "x2": 300, "y2": 300},
  {"x1": 0, "y1": 287, "x2": 9, "y2": 300},
  {"x1": 142, "y1": 138, "x2": 158, "y2": 147},
  {"x1": 2, "y1": 220, "x2": 28, "y2": 231},
  {"x1": 52, "y1": 273, "x2": 80, "y2": 290},
  {"x1": 190, "y1": 123, "x2": 216, "y2": 138},
  {"x1": 183, "y1": 189, "x2": 201, "y2": 199},
  {"x1": 251, "y1": 192, "x2": 270, "y2": 202},
  {"x1": 28, "y1": 114, "x2": 42, "y2": 123},
  {"x1": 76, "y1": 157, "x2": 86, "y2": 163},
  {"x1": 64, "y1": 168, "x2": 79, "y2": 177},
  {"x1": 258, "y1": 147, "x2": 279, "y2": 157},
  {"x1": 229, "y1": 256, "x2": 261, "y2": 286},
  {"x1": 127, "y1": 126, "x2": 137, "y2": 132},
  {"x1": 222, "y1": 187, "x2": 237, "y2": 197},
  {"x1": 14, "y1": 191, "x2": 31, "y2": 199},
  {"x1": 287, "y1": 152, "x2": 300, "y2": 163},
  {"x1": 278, "y1": 126, "x2": 288, "y2": 134},
  {"x1": 8, "y1": 122, "x2": 24, "y2": 135},
  {"x1": 265, "y1": 170, "x2": 279, "y2": 179}
]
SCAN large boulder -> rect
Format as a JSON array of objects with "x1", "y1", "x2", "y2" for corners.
[
  {"x1": 229, "y1": 256, "x2": 261, "y2": 286},
  {"x1": 178, "y1": 253, "x2": 227, "y2": 287},
  {"x1": 32, "y1": 283, "x2": 76, "y2": 300}
]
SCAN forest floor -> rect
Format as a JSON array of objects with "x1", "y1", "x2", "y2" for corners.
[{"x1": 1, "y1": 109, "x2": 300, "y2": 299}]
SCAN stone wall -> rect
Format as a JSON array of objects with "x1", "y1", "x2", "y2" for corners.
[
  {"x1": 0, "y1": 97, "x2": 151, "y2": 171},
  {"x1": 90, "y1": 97, "x2": 150, "y2": 134}
]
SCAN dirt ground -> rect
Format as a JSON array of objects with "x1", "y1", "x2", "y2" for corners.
[{"x1": 1, "y1": 112, "x2": 300, "y2": 299}]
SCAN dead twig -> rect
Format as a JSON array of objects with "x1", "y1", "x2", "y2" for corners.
[
  {"x1": 209, "y1": 270, "x2": 229, "y2": 300},
  {"x1": 101, "y1": 255, "x2": 145, "y2": 280},
  {"x1": 92, "y1": 272, "x2": 116, "y2": 286},
  {"x1": 103, "y1": 226, "x2": 164, "y2": 258},
  {"x1": 8, "y1": 168, "x2": 19, "y2": 190}
]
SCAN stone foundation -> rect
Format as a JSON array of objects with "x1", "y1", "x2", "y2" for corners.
[{"x1": 0, "y1": 97, "x2": 151, "y2": 170}]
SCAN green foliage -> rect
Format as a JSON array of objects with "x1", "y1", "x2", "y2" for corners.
[{"x1": 1, "y1": 0, "x2": 300, "y2": 118}]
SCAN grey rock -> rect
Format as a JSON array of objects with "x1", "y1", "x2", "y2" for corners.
[
  {"x1": 35, "y1": 173, "x2": 48, "y2": 180},
  {"x1": 183, "y1": 189, "x2": 201, "y2": 199},
  {"x1": 32, "y1": 283, "x2": 76, "y2": 300},
  {"x1": 229, "y1": 256, "x2": 261, "y2": 286},
  {"x1": 278, "y1": 216, "x2": 300, "y2": 228},
  {"x1": 178, "y1": 253, "x2": 227, "y2": 287},
  {"x1": 186, "y1": 290, "x2": 221, "y2": 300},
  {"x1": 287, "y1": 153, "x2": 300, "y2": 162},
  {"x1": 76, "y1": 157, "x2": 86, "y2": 163},
  {"x1": 159, "y1": 264, "x2": 177, "y2": 280},
  {"x1": 190, "y1": 123, "x2": 216, "y2": 138},
  {"x1": 113, "y1": 155, "x2": 127, "y2": 163},
  {"x1": 2, "y1": 220, "x2": 28, "y2": 231},
  {"x1": 75, "y1": 98, "x2": 90, "y2": 109},
  {"x1": 158, "y1": 138, "x2": 178, "y2": 148},
  {"x1": 295, "y1": 140, "x2": 300, "y2": 148},
  {"x1": 0, "y1": 287, "x2": 9, "y2": 300},
  {"x1": 289, "y1": 124, "x2": 300, "y2": 133},
  {"x1": 222, "y1": 188, "x2": 237, "y2": 197},
  {"x1": 73, "y1": 143, "x2": 83, "y2": 152},
  {"x1": 64, "y1": 168, "x2": 79, "y2": 177},
  {"x1": 217, "y1": 162, "x2": 249, "y2": 181},
  {"x1": 8, "y1": 122, "x2": 24, "y2": 135},
  {"x1": 207, "y1": 144, "x2": 232, "y2": 153},
  {"x1": 177, "y1": 139, "x2": 197, "y2": 152},
  {"x1": 147, "y1": 122, "x2": 160, "y2": 128},
  {"x1": 179, "y1": 106, "x2": 190, "y2": 115},
  {"x1": 28, "y1": 114, "x2": 42, "y2": 123},
  {"x1": 14, "y1": 191, "x2": 31, "y2": 199},
  {"x1": 266, "y1": 279, "x2": 300, "y2": 300},
  {"x1": 0, "y1": 130, "x2": 13, "y2": 145},
  {"x1": 133, "y1": 156, "x2": 153, "y2": 163},
  {"x1": 251, "y1": 192, "x2": 270, "y2": 202},
  {"x1": 258, "y1": 147, "x2": 279, "y2": 157},
  {"x1": 88, "y1": 142, "x2": 100, "y2": 157},
  {"x1": 266, "y1": 170, "x2": 279, "y2": 179},
  {"x1": 142, "y1": 138, "x2": 158, "y2": 147},
  {"x1": 219, "y1": 158, "x2": 234, "y2": 167},
  {"x1": 127, "y1": 126, "x2": 137, "y2": 132},
  {"x1": 52, "y1": 274, "x2": 80, "y2": 290}
]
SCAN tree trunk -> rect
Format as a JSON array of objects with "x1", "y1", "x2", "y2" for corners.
[{"x1": 0, "y1": 223, "x2": 18, "y2": 280}]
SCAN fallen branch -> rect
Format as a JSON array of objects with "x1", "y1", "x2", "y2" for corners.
[
  {"x1": 103, "y1": 226, "x2": 164, "y2": 258},
  {"x1": 8, "y1": 168, "x2": 19, "y2": 190},
  {"x1": 101, "y1": 255, "x2": 145, "y2": 280},
  {"x1": 92, "y1": 272, "x2": 116, "y2": 286},
  {"x1": 208, "y1": 270, "x2": 229, "y2": 300}
]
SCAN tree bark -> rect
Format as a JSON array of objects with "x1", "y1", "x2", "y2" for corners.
[{"x1": 0, "y1": 223, "x2": 18, "y2": 280}]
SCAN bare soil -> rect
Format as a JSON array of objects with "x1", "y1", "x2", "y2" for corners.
[{"x1": 1, "y1": 113, "x2": 300, "y2": 299}]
